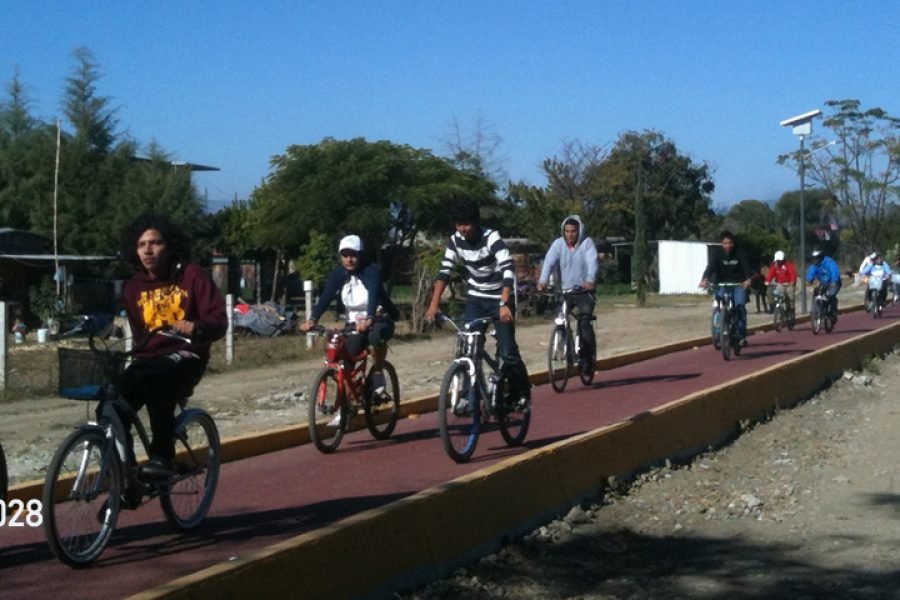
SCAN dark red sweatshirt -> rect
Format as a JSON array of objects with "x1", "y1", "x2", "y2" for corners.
[{"x1": 123, "y1": 263, "x2": 228, "y2": 361}]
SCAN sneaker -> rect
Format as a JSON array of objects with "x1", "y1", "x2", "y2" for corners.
[
  {"x1": 326, "y1": 411, "x2": 344, "y2": 427},
  {"x1": 140, "y1": 458, "x2": 175, "y2": 480},
  {"x1": 368, "y1": 371, "x2": 387, "y2": 397},
  {"x1": 453, "y1": 396, "x2": 471, "y2": 416},
  {"x1": 739, "y1": 337, "x2": 748, "y2": 347}
]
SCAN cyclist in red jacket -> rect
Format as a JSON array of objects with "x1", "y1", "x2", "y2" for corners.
[{"x1": 764, "y1": 250, "x2": 797, "y2": 314}]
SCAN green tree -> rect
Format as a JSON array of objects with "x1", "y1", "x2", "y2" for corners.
[
  {"x1": 249, "y1": 137, "x2": 495, "y2": 274},
  {"x1": 584, "y1": 130, "x2": 716, "y2": 242},
  {"x1": 294, "y1": 231, "x2": 335, "y2": 292},
  {"x1": 772, "y1": 188, "x2": 833, "y2": 258},
  {"x1": 778, "y1": 99, "x2": 900, "y2": 258},
  {"x1": 0, "y1": 68, "x2": 55, "y2": 230},
  {"x1": 724, "y1": 199, "x2": 777, "y2": 233}
]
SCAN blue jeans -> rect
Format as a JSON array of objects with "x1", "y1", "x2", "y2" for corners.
[
  {"x1": 716, "y1": 286, "x2": 748, "y2": 338},
  {"x1": 464, "y1": 296, "x2": 530, "y2": 400}
]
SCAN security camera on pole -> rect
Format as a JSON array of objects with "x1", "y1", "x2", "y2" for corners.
[{"x1": 780, "y1": 109, "x2": 821, "y2": 315}]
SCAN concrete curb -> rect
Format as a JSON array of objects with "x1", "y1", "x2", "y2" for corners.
[{"x1": 129, "y1": 309, "x2": 897, "y2": 600}]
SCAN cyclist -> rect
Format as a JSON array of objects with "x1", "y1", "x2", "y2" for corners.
[
  {"x1": 699, "y1": 230, "x2": 753, "y2": 346},
  {"x1": 861, "y1": 252, "x2": 892, "y2": 311},
  {"x1": 536, "y1": 215, "x2": 598, "y2": 368},
  {"x1": 806, "y1": 248, "x2": 842, "y2": 318},
  {"x1": 120, "y1": 213, "x2": 228, "y2": 480},
  {"x1": 300, "y1": 235, "x2": 399, "y2": 395},
  {"x1": 425, "y1": 199, "x2": 530, "y2": 407},
  {"x1": 764, "y1": 250, "x2": 797, "y2": 314}
]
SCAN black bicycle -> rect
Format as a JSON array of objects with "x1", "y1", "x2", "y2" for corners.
[
  {"x1": 770, "y1": 285, "x2": 796, "y2": 332},
  {"x1": 810, "y1": 284, "x2": 838, "y2": 334},
  {"x1": 436, "y1": 315, "x2": 530, "y2": 463},
  {"x1": 710, "y1": 283, "x2": 745, "y2": 361},
  {"x1": 545, "y1": 287, "x2": 597, "y2": 392},
  {"x1": 42, "y1": 326, "x2": 220, "y2": 567}
]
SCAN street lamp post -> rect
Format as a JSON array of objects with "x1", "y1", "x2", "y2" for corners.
[{"x1": 780, "y1": 109, "x2": 822, "y2": 314}]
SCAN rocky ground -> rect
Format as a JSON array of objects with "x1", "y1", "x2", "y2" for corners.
[{"x1": 402, "y1": 346, "x2": 900, "y2": 599}]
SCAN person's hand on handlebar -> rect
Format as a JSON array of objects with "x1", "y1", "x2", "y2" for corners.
[
  {"x1": 171, "y1": 320, "x2": 195, "y2": 338},
  {"x1": 581, "y1": 281, "x2": 595, "y2": 291},
  {"x1": 299, "y1": 320, "x2": 316, "y2": 333},
  {"x1": 699, "y1": 278, "x2": 709, "y2": 289},
  {"x1": 425, "y1": 304, "x2": 441, "y2": 322}
]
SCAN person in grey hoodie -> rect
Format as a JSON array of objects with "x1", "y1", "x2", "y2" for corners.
[{"x1": 537, "y1": 215, "x2": 598, "y2": 361}]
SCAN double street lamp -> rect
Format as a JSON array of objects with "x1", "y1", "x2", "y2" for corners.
[{"x1": 780, "y1": 109, "x2": 822, "y2": 314}]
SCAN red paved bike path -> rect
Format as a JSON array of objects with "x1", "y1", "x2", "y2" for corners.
[{"x1": 1, "y1": 307, "x2": 897, "y2": 598}]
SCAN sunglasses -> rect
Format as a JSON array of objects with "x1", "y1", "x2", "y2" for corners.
[{"x1": 340, "y1": 250, "x2": 359, "y2": 258}]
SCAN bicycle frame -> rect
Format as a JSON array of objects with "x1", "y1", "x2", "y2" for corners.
[
  {"x1": 320, "y1": 328, "x2": 371, "y2": 409},
  {"x1": 444, "y1": 316, "x2": 500, "y2": 418}
]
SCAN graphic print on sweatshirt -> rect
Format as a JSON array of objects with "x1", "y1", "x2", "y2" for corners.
[{"x1": 138, "y1": 285, "x2": 188, "y2": 329}]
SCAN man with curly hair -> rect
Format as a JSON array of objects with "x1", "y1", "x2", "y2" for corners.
[{"x1": 119, "y1": 213, "x2": 227, "y2": 479}]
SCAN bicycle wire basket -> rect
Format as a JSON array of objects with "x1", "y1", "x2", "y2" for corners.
[{"x1": 58, "y1": 347, "x2": 127, "y2": 401}]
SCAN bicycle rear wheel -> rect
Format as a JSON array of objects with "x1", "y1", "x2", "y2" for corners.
[
  {"x1": 43, "y1": 428, "x2": 122, "y2": 567},
  {"x1": 824, "y1": 303, "x2": 836, "y2": 332},
  {"x1": 547, "y1": 326, "x2": 570, "y2": 392},
  {"x1": 773, "y1": 304, "x2": 785, "y2": 332},
  {"x1": 578, "y1": 326, "x2": 597, "y2": 386},
  {"x1": 495, "y1": 370, "x2": 530, "y2": 447},
  {"x1": 308, "y1": 367, "x2": 347, "y2": 453},
  {"x1": 364, "y1": 361, "x2": 400, "y2": 440},
  {"x1": 438, "y1": 363, "x2": 479, "y2": 463},
  {"x1": 161, "y1": 409, "x2": 220, "y2": 531},
  {"x1": 0, "y1": 442, "x2": 7, "y2": 501}
]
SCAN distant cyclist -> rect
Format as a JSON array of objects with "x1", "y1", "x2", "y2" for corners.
[
  {"x1": 806, "y1": 249, "x2": 842, "y2": 317},
  {"x1": 300, "y1": 235, "x2": 399, "y2": 395},
  {"x1": 536, "y1": 215, "x2": 598, "y2": 365},
  {"x1": 425, "y1": 199, "x2": 530, "y2": 407},
  {"x1": 861, "y1": 252, "x2": 892, "y2": 311},
  {"x1": 699, "y1": 230, "x2": 753, "y2": 346},
  {"x1": 764, "y1": 250, "x2": 797, "y2": 313}
]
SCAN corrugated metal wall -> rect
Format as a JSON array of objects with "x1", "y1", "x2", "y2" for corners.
[{"x1": 658, "y1": 240, "x2": 709, "y2": 295}]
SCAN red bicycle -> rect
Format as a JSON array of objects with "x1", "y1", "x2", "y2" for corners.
[{"x1": 307, "y1": 326, "x2": 400, "y2": 453}]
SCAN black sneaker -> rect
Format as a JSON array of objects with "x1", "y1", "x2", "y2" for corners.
[{"x1": 140, "y1": 458, "x2": 175, "y2": 480}]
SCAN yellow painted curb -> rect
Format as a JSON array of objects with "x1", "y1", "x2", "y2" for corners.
[{"x1": 129, "y1": 310, "x2": 898, "y2": 600}]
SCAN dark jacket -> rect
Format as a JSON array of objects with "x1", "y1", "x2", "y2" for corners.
[
  {"x1": 702, "y1": 247, "x2": 753, "y2": 284},
  {"x1": 310, "y1": 261, "x2": 399, "y2": 322}
]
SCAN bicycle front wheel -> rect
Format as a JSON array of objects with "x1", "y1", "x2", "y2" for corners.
[
  {"x1": 720, "y1": 315, "x2": 732, "y2": 361},
  {"x1": 811, "y1": 302, "x2": 823, "y2": 335},
  {"x1": 495, "y1": 370, "x2": 530, "y2": 447},
  {"x1": 0, "y1": 442, "x2": 7, "y2": 502},
  {"x1": 161, "y1": 409, "x2": 220, "y2": 531},
  {"x1": 547, "y1": 326, "x2": 570, "y2": 393},
  {"x1": 710, "y1": 308, "x2": 722, "y2": 350},
  {"x1": 438, "y1": 363, "x2": 479, "y2": 463},
  {"x1": 308, "y1": 367, "x2": 347, "y2": 453},
  {"x1": 773, "y1": 304, "x2": 785, "y2": 332},
  {"x1": 364, "y1": 361, "x2": 400, "y2": 441},
  {"x1": 43, "y1": 428, "x2": 122, "y2": 567}
]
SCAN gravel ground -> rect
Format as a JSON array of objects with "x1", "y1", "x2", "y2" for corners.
[{"x1": 402, "y1": 349, "x2": 900, "y2": 599}]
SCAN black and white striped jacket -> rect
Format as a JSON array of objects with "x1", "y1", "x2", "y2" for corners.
[{"x1": 436, "y1": 227, "x2": 514, "y2": 299}]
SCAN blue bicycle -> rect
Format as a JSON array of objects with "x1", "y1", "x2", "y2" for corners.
[{"x1": 436, "y1": 315, "x2": 530, "y2": 463}]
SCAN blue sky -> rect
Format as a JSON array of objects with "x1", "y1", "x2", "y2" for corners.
[{"x1": 2, "y1": 1, "x2": 897, "y2": 213}]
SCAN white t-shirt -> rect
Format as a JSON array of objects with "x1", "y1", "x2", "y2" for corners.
[{"x1": 341, "y1": 275, "x2": 369, "y2": 323}]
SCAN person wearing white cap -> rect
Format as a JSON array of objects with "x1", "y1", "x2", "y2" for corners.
[
  {"x1": 300, "y1": 234, "x2": 399, "y2": 394},
  {"x1": 861, "y1": 251, "x2": 892, "y2": 312},
  {"x1": 764, "y1": 250, "x2": 797, "y2": 315}
]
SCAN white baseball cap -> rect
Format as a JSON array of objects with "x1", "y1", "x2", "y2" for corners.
[
  {"x1": 339, "y1": 235, "x2": 362, "y2": 253},
  {"x1": 774, "y1": 250, "x2": 785, "y2": 262}
]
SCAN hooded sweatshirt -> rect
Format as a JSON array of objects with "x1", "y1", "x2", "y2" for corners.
[{"x1": 538, "y1": 215, "x2": 598, "y2": 290}]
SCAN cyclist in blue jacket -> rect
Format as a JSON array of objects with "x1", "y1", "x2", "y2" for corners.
[{"x1": 805, "y1": 249, "x2": 842, "y2": 317}]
